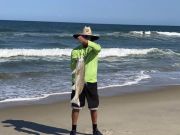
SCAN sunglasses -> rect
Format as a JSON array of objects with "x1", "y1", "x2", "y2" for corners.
[{"x1": 82, "y1": 35, "x2": 92, "y2": 40}]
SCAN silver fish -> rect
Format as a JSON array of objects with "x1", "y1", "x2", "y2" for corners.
[{"x1": 71, "y1": 57, "x2": 85, "y2": 106}]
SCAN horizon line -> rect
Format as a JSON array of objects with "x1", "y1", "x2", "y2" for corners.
[{"x1": 0, "y1": 19, "x2": 180, "y2": 27}]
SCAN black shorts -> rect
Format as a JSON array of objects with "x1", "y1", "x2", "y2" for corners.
[{"x1": 71, "y1": 82, "x2": 99, "y2": 110}]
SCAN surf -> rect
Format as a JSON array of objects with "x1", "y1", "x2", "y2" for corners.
[{"x1": 0, "y1": 48, "x2": 179, "y2": 58}]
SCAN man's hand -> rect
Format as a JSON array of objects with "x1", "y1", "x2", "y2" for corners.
[{"x1": 77, "y1": 36, "x2": 88, "y2": 47}]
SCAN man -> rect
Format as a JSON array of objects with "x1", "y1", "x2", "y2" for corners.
[{"x1": 70, "y1": 26, "x2": 102, "y2": 135}]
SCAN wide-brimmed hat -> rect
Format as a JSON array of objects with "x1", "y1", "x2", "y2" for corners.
[{"x1": 73, "y1": 26, "x2": 99, "y2": 41}]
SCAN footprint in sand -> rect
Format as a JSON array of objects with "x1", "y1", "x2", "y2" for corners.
[
  {"x1": 84, "y1": 128, "x2": 91, "y2": 134},
  {"x1": 118, "y1": 130, "x2": 133, "y2": 134},
  {"x1": 102, "y1": 129, "x2": 113, "y2": 135},
  {"x1": 83, "y1": 128, "x2": 113, "y2": 135}
]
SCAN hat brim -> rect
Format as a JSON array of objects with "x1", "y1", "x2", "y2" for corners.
[{"x1": 73, "y1": 34, "x2": 99, "y2": 41}]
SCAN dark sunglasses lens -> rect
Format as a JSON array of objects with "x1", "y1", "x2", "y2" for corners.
[{"x1": 82, "y1": 35, "x2": 87, "y2": 38}]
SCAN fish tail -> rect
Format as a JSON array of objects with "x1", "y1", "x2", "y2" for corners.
[{"x1": 71, "y1": 97, "x2": 80, "y2": 107}]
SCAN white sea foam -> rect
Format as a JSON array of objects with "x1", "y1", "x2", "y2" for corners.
[
  {"x1": 99, "y1": 48, "x2": 156, "y2": 57},
  {"x1": 0, "y1": 48, "x2": 72, "y2": 58},
  {"x1": 0, "y1": 71, "x2": 151, "y2": 103},
  {"x1": 145, "y1": 31, "x2": 151, "y2": 35},
  {"x1": 106, "y1": 32, "x2": 120, "y2": 36},
  {"x1": 99, "y1": 71, "x2": 151, "y2": 89},
  {"x1": 0, "y1": 48, "x2": 170, "y2": 58},
  {"x1": 130, "y1": 31, "x2": 144, "y2": 35},
  {"x1": 156, "y1": 32, "x2": 180, "y2": 37},
  {"x1": 129, "y1": 31, "x2": 151, "y2": 35},
  {"x1": 0, "y1": 92, "x2": 71, "y2": 103},
  {"x1": 130, "y1": 31, "x2": 180, "y2": 36},
  {"x1": 130, "y1": 31, "x2": 180, "y2": 37},
  {"x1": 0, "y1": 32, "x2": 73, "y2": 37},
  {"x1": 2, "y1": 31, "x2": 180, "y2": 37}
]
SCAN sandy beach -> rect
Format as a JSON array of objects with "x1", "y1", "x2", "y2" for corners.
[{"x1": 0, "y1": 85, "x2": 180, "y2": 135}]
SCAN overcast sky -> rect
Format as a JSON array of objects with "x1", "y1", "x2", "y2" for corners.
[{"x1": 0, "y1": 0, "x2": 180, "y2": 26}]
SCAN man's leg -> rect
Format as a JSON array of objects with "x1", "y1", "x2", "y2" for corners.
[
  {"x1": 70, "y1": 88, "x2": 85, "y2": 134},
  {"x1": 90, "y1": 110, "x2": 98, "y2": 131},
  {"x1": 86, "y1": 82, "x2": 102, "y2": 135},
  {"x1": 70, "y1": 109, "x2": 80, "y2": 135},
  {"x1": 90, "y1": 110, "x2": 102, "y2": 135},
  {"x1": 71, "y1": 109, "x2": 80, "y2": 130}
]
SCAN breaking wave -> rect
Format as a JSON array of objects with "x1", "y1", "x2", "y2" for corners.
[
  {"x1": 156, "y1": 32, "x2": 180, "y2": 37},
  {"x1": 1, "y1": 31, "x2": 180, "y2": 38},
  {"x1": 130, "y1": 31, "x2": 180, "y2": 37},
  {"x1": 99, "y1": 71, "x2": 151, "y2": 89},
  {"x1": 0, "y1": 32, "x2": 73, "y2": 38},
  {"x1": 101, "y1": 31, "x2": 180, "y2": 37},
  {"x1": 0, "y1": 48, "x2": 179, "y2": 58}
]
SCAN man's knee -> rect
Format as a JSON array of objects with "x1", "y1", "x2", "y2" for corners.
[
  {"x1": 90, "y1": 109, "x2": 98, "y2": 114},
  {"x1": 72, "y1": 108, "x2": 80, "y2": 113}
]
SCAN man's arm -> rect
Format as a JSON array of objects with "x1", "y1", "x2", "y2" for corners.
[
  {"x1": 88, "y1": 40, "x2": 101, "y2": 53},
  {"x1": 77, "y1": 36, "x2": 101, "y2": 53},
  {"x1": 71, "y1": 50, "x2": 78, "y2": 70}
]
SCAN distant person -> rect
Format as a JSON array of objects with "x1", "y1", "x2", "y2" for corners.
[{"x1": 70, "y1": 26, "x2": 102, "y2": 135}]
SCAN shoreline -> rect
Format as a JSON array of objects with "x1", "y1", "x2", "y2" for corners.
[
  {"x1": 0, "y1": 84, "x2": 179, "y2": 109},
  {"x1": 0, "y1": 85, "x2": 180, "y2": 134}
]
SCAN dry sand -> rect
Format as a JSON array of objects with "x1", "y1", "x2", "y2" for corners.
[{"x1": 0, "y1": 85, "x2": 180, "y2": 135}]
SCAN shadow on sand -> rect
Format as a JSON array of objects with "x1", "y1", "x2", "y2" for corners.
[{"x1": 2, "y1": 119, "x2": 91, "y2": 135}]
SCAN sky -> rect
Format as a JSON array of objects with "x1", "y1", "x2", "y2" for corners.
[{"x1": 0, "y1": 0, "x2": 180, "y2": 26}]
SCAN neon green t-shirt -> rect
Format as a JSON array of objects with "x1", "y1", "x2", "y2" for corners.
[{"x1": 71, "y1": 40, "x2": 101, "y2": 83}]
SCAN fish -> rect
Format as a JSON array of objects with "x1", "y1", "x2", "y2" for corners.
[{"x1": 71, "y1": 57, "x2": 85, "y2": 106}]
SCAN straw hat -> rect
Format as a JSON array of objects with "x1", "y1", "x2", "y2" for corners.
[{"x1": 73, "y1": 26, "x2": 99, "y2": 41}]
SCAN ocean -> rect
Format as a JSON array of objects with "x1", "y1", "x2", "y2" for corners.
[{"x1": 0, "y1": 20, "x2": 180, "y2": 102}]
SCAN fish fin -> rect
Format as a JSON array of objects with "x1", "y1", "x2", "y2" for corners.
[
  {"x1": 71, "y1": 97, "x2": 80, "y2": 107},
  {"x1": 72, "y1": 69, "x2": 76, "y2": 75},
  {"x1": 72, "y1": 84, "x2": 75, "y2": 90}
]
